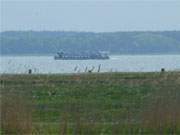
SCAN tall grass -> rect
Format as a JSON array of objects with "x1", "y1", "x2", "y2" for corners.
[
  {"x1": 1, "y1": 92, "x2": 33, "y2": 135},
  {"x1": 1, "y1": 72, "x2": 180, "y2": 134},
  {"x1": 59, "y1": 113, "x2": 68, "y2": 135},
  {"x1": 141, "y1": 73, "x2": 180, "y2": 134}
]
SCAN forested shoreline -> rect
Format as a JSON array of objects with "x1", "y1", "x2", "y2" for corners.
[{"x1": 1, "y1": 31, "x2": 180, "y2": 55}]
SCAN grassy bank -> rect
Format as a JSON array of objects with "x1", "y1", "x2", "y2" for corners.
[{"x1": 1, "y1": 72, "x2": 180, "y2": 134}]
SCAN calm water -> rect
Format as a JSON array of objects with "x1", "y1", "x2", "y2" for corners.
[{"x1": 0, "y1": 55, "x2": 180, "y2": 74}]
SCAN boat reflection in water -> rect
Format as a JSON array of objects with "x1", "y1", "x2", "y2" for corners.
[{"x1": 54, "y1": 51, "x2": 109, "y2": 60}]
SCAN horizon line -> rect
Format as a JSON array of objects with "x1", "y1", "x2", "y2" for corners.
[{"x1": 1, "y1": 30, "x2": 180, "y2": 33}]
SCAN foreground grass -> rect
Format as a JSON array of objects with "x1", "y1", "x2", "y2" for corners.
[{"x1": 1, "y1": 72, "x2": 180, "y2": 134}]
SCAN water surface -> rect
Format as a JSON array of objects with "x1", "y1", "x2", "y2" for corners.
[{"x1": 1, "y1": 55, "x2": 180, "y2": 74}]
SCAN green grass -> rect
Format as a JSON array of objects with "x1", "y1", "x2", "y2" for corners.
[{"x1": 1, "y1": 72, "x2": 180, "y2": 134}]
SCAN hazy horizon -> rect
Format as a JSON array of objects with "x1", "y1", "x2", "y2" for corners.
[
  {"x1": 1, "y1": 0, "x2": 180, "y2": 32},
  {"x1": 1, "y1": 30, "x2": 180, "y2": 33}
]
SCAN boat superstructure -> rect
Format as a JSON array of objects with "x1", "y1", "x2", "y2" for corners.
[{"x1": 54, "y1": 51, "x2": 109, "y2": 60}]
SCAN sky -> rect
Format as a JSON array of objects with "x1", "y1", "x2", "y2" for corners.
[{"x1": 1, "y1": 0, "x2": 180, "y2": 32}]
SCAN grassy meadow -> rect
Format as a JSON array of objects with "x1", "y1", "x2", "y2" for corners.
[{"x1": 1, "y1": 72, "x2": 180, "y2": 134}]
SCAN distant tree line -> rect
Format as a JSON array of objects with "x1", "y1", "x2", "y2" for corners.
[{"x1": 0, "y1": 31, "x2": 180, "y2": 55}]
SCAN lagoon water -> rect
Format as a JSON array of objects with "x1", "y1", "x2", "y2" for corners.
[{"x1": 0, "y1": 55, "x2": 180, "y2": 74}]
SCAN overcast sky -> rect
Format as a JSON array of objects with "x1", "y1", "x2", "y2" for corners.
[{"x1": 1, "y1": 0, "x2": 180, "y2": 32}]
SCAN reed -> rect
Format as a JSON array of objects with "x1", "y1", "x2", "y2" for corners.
[{"x1": 1, "y1": 92, "x2": 33, "y2": 134}]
